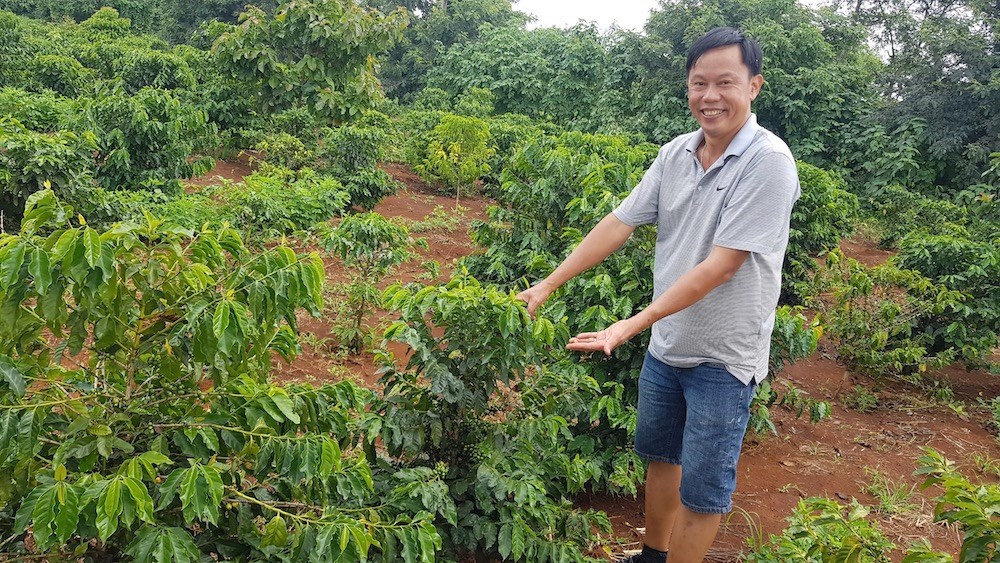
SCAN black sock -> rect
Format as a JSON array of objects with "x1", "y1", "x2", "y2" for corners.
[{"x1": 638, "y1": 544, "x2": 668, "y2": 563}]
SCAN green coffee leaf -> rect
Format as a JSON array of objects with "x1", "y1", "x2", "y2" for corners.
[{"x1": 0, "y1": 354, "x2": 26, "y2": 397}]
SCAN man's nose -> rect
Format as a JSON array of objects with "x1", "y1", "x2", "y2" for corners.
[{"x1": 703, "y1": 85, "x2": 721, "y2": 101}]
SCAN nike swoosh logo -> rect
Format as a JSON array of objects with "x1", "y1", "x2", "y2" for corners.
[{"x1": 716, "y1": 185, "x2": 729, "y2": 191}]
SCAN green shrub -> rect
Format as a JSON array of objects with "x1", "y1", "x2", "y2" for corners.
[
  {"x1": 415, "y1": 113, "x2": 493, "y2": 201},
  {"x1": 745, "y1": 497, "x2": 894, "y2": 562},
  {"x1": 785, "y1": 162, "x2": 859, "y2": 303},
  {"x1": 0, "y1": 116, "x2": 97, "y2": 226},
  {"x1": 896, "y1": 233, "x2": 1000, "y2": 370},
  {"x1": 222, "y1": 167, "x2": 349, "y2": 233},
  {"x1": 866, "y1": 184, "x2": 967, "y2": 248},
  {"x1": 114, "y1": 49, "x2": 195, "y2": 94},
  {"x1": 319, "y1": 125, "x2": 388, "y2": 173},
  {"x1": 378, "y1": 273, "x2": 612, "y2": 558},
  {"x1": 267, "y1": 107, "x2": 319, "y2": 142},
  {"x1": 317, "y1": 125, "x2": 396, "y2": 209},
  {"x1": 410, "y1": 86, "x2": 452, "y2": 111},
  {"x1": 397, "y1": 109, "x2": 446, "y2": 166},
  {"x1": 454, "y1": 86, "x2": 495, "y2": 118},
  {"x1": 0, "y1": 87, "x2": 72, "y2": 132},
  {"x1": 28, "y1": 54, "x2": 89, "y2": 97},
  {"x1": 72, "y1": 87, "x2": 216, "y2": 190},
  {"x1": 812, "y1": 249, "x2": 967, "y2": 377},
  {"x1": 341, "y1": 167, "x2": 399, "y2": 211},
  {"x1": 0, "y1": 191, "x2": 442, "y2": 561},
  {"x1": 748, "y1": 306, "x2": 826, "y2": 435},
  {"x1": 915, "y1": 449, "x2": 1000, "y2": 562},
  {"x1": 255, "y1": 133, "x2": 313, "y2": 170},
  {"x1": 323, "y1": 212, "x2": 421, "y2": 353}
]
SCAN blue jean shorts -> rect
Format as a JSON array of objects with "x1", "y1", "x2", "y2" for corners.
[{"x1": 634, "y1": 352, "x2": 757, "y2": 514}]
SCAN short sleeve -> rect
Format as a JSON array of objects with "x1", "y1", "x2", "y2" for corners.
[
  {"x1": 612, "y1": 144, "x2": 669, "y2": 227},
  {"x1": 714, "y1": 152, "x2": 800, "y2": 254}
]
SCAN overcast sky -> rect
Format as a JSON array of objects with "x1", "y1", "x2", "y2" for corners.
[
  {"x1": 514, "y1": 0, "x2": 661, "y2": 32},
  {"x1": 513, "y1": 0, "x2": 828, "y2": 32}
]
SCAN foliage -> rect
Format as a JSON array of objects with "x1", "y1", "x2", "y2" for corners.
[
  {"x1": 411, "y1": 87, "x2": 453, "y2": 112},
  {"x1": 838, "y1": 0, "x2": 1000, "y2": 193},
  {"x1": 70, "y1": 86, "x2": 216, "y2": 190},
  {"x1": 896, "y1": 233, "x2": 1000, "y2": 371},
  {"x1": 748, "y1": 306, "x2": 826, "y2": 435},
  {"x1": 426, "y1": 23, "x2": 608, "y2": 129},
  {"x1": 812, "y1": 249, "x2": 971, "y2": 377},
  {"x1": 377, "y1": 0, "x2": 530, "y2": 100},
  {"x1": 843, "y1": 385, "x2": 879, "y2": 413},
  {"x1": 0, "y1": 117, "x2": 97, "y2": 227},
  {"x1": 415, "y1": 113, "x2": 493, "y2": 201},
  {"x1": 256, "y1": 133, "x2": 313, "y2": 171},
  {"x1": 28, "y1": 54, "x2": 90, "y2": 97},
  {"x1": 222, "y1": 167, "x2": 350, "y2": 233},
  {"x1": 454, "y1": 86, "x2": 495, "y2": 118},
  {"x1": 785, "y1": 161, "x2": 858, "y2": 303},
  {"x1": 320, "y1": 124, "x2": 388, "y2": 173},
  {"x1": 113, "y1": 49, "x2": 195, "y2": 94},
  {"x1": 323, "y1": 212, "x2": 421, "y2": 353},
  {"x1": 0, "y1": 87, "x2": 72, "y2": 132},
  {"x1": 212, "y1": 0, "x2": 407, "y2": 120},
  {"x1": 81, "y1": 167, "x2": 350, "y2": 235},
  {"x1": 915, "y1": 448, "x2": 1000, "y2": 562},
  {"x1": 378, "y1": 272, "x2": 613, "y2": 560},
  {"x1": 318, "y1": 124, "x2": 397, "y2": 210},
  {"x1": 0, "y1": 191, "x2": 444, "y2": 561},
  {"x1": 744, "y1": 497, "x2": 894, "y2": 562}
]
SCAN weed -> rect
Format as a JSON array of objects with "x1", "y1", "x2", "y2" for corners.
[
  {"x1": 861, "y1": 467, "x2": 921, "y2": 516},
  {"x1": 970, "y1": 452, "x2": 1000, "y2": 479},
  {"x1": 844, "y1": 384, "x2": 879, "y2": 413},
  {"x1": 410, "y1": 204, "x2": 468, "y2": 233},
  {"x1": 417, "y1": 259, "x2": 442, "y2": 281}
]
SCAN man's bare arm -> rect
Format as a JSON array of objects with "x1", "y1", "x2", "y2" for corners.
[
  {"x1": 516, "y1": 213, "x2": 636, "y2": 316},
  {"x1": 567, "y1": 245, "x2": 749, "y2": 354}
]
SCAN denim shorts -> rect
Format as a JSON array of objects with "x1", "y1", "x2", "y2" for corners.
[{"x1": 634, "y1": 352, "x2": 757, "y2": 514}]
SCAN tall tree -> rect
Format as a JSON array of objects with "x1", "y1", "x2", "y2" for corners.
[
  {"x1": 376, "y1": 0, "x2": 529, "y2": 99},
  {"x1": 212, "y1": 0, "x2": 407, "y2": 121},
  {"x1": 838, "y1": 0, "x2": 1000, "y2": 193}
]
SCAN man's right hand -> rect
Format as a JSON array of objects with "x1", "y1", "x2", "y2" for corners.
[{"x1": 515, "y1": 282, "x2": 554, "y2": 318}]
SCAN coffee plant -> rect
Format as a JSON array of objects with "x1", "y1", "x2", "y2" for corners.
[
  {"x1": 744, "y1": 497, "x2": 895, "y2": 562},
  {"x1": 415, "y1": 113, "x2": 494, "y2": 203},
  {"x1": 914, "y1": 448, "x2": 1000, "y2": 562},
  {"x1": 0, "y1": 117, "x2": 97, "y2": 227},
  {"x1": 377, "y1": 272, "x2": 612, "y2": 560},
  {"x1": 812, "y1": 249, "x2": 973, "y2": 378},
  {"x1": 0, "y1": 191, "x2": 443, "y2": 560},
  {"x1": 324, "y1": 212, "x2": 423, "y2": 354}
]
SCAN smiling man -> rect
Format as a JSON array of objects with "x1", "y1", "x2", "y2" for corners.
[{"x1": 516, "y1": 28, "x2": 800, "y2": 562}]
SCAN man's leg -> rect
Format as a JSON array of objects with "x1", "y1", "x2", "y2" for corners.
[
  {"x1": 642, "y1": 461, "x2": 681, "y2": 551},
  {"x1": 666, "y1": 507, "x2": 722, "y2": 563},
  {"x1": 669, "y1": 363, "x2": 757, "y2": 562},
  {"x1": 632, "y1": 353, "x2": 686, "y2": 562}
]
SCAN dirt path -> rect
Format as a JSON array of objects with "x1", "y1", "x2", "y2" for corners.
[{"x1": 189, "y1": 160, "x2": 1000, "y2": 560}]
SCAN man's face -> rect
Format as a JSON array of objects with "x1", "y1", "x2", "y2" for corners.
[{"x1": 687, "y1": 44, "x2": 763, "y2": 144}]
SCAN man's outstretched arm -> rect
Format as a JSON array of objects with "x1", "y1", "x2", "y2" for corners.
[
  {"x1": 566, "y1": 245, "x2": 749, "y2": 354},
  {"x1": 516, "y1": 213, "x2": 636, "y2": 317}
]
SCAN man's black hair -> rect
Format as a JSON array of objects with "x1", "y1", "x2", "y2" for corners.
[{"x1": 685, "y1": 27, "x2": 762, "y2": 76}]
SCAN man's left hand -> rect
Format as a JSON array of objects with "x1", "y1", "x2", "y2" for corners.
[{"x1": 566, "y1": 319, "x2": 637, "y2": 356}]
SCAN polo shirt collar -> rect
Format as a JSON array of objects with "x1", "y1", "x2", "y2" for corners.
[{"x1": 685, "y1": 113, "x2": 761, "y2": 159}]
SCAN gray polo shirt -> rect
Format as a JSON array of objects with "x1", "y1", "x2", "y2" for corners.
[{"x1": 613, "y1": 114, "x2": 799, "y2": 384}]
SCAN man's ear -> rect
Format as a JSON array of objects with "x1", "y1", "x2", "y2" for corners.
[{"x1": 750, "y1": 74, "x2": 764, "y2": 100}]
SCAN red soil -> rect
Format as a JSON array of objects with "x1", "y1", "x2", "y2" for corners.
[{"x1": 189, "y1": 159, "x2": 1000, "y2": 561}]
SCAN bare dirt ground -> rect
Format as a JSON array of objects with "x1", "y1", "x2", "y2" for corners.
[{"x1": 190, "y1": 160, "x2": 1000, "y2": 561}]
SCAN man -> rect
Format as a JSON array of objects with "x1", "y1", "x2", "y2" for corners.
[{"x1": 516, "y1": 27, "x2": 799, "y2": 563}]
